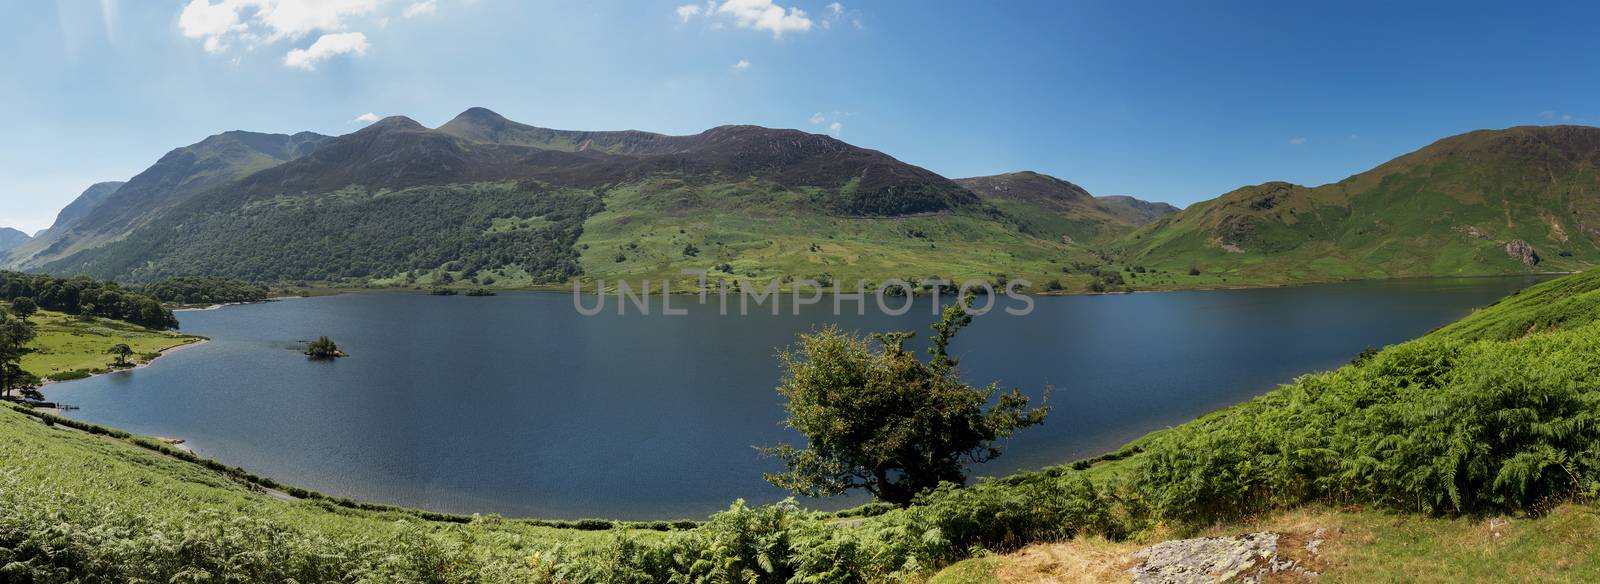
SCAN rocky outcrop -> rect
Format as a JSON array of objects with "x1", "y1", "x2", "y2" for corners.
[
  {"x1": 1129, "y1": 530, "x2": 1325, "y2": 584},
  {"x1": 1504, "y1": 239, "x2": 1541, "y2": 267}
]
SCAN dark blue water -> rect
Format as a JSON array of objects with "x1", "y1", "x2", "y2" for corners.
[{"x1": 47, "y1": 277, "x2": 1545, "y2": 520}]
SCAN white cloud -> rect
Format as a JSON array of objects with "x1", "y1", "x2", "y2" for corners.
[
  {"x1": 1288, "y1": 137, "x2": 1307, "y2": 146},
  {"x1": 256, "y1": 0, "x2": 382, "y2": 40},
  {"x1": 284, "y1": 32, "x2": 369, "y2": 70},
  {"x1": 353, "y1": 112, "x2": 381, "y2": 124},
  {"x1": 403, "y1": 0, "x2": 436, "y2": 18},
  {"x1": 716, "y1": 0, "x2": 812, "y2": 37},
  {"x1": 828, "y1": 121, "x2": 843, "y2": 137},
  {"x1": 178, "y1": 0, "x2": 427, "y2": 68},
  {"x1": 675, "y1": 3, "x2": 702, "y2": 22},
  {"x1": 731, "y1": 58, "x2": 750, "y2": 71},
  {"x1": 179, "y1": 0, "x2": 245, "y2": 41},
  {"x1": 828, "y1": 2, "x2": 843, "y2": 15},
  {"x1": 808, "y1": 112, "x2": 825, "y2": 124}
]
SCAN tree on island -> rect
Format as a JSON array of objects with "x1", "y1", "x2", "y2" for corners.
[
  {"x1": 305, "y1": 336, "x2": 345, "y2": 359},
  {"x1": 9, "y1": 297, "x2": 37, "y2": 320},
  {"x1": 760, "y1": 297, "x2": 1050, "y2": 506},
  {"x1": 106, "y1": 344, "x2": 135, "y2": 367}
]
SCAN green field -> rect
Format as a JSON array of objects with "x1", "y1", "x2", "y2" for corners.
[
  {"x1": 16, "y1": 308, "x2": 202, "y2": 382},
  {"x1": 574, "y1": 179, "x2": 1108, "y2": 292}
]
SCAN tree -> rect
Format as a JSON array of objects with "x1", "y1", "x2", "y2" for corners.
[
  {"x1": 305, "y1": 336, "x2": 344, "y2": 359},
  {"x1": 107, "y1": 343, "x2": 135, "y2": 367},
  {"x1": 1, "y1": 363, "x2": 40, "y2": 399},
  {"x1": 0, "y1": 312, "x2": 36, "y2": 397},
  {"x1": 761, "y1": 298, "x2": 1050, "y2": 506},
  {"x1": 10, "y1": 297, "x2": 37, "y2": 319}
]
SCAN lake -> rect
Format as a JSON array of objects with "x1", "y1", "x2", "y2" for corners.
[{"x1": 47, "y1": 276, "x2": 1546, "y2": 520}]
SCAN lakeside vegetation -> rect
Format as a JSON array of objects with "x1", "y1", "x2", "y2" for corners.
[
  {"x1": 0, "y1": 269, "x2": 1596, "y2": 581},
  {"x1": 14, "y1": 308, "x2": 201, "y2": 383},
  {"x1": 138, "y1": 276, "x2": 269, "y2": 306},
  {"x1": 0, "y1": 271, "x2": 177, "y2": 329}
]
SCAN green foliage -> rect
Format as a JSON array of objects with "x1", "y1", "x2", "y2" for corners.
[
  {"x1": 8, "y1": 297, "x2": 36, "y2": 319},
  {"x1": 761, "y1": 301, "x2": 1050, "y2": 506},
  {"x1": 43, "y1": 183, "x2": 604, "y2": 286},
  {"x1": 304, "y1": 336, "x2": 343, "y2": 359},
  {"x1": 139, "y1": 277, "x2": 269, "y2": 305},
  {"x1": 0, "y1": 312, "x2": 37, "y2": 397},
  {"x1": 105, "y1": 343, "x2": 134, "y2": 367},
  {"x1": 0, "y1": 271, "x2": 176, "y2": 329}
]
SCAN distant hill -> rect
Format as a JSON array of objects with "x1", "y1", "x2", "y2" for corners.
[
  {"x1": 0, "y1": 228, "x2": 30, "y2": 252},
  {"x1": 22, "y1": 108, "x2": 1098, "y2": 288},
  {"x1": 1121, "y1": 125, "x2": 1600, "y2": 283},
  {"x1": 954, "y1": 172, "x2": 1175, "y2": 243},
  {"x1": 1096, "y1": 195, "x2": 1181, "y2": 225}
]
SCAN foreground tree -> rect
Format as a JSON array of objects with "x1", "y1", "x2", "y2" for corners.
[
  {"x1": 761, "y1": 299, "x2": 1050, "y2": 506},
  {"x1": 0, "y1": 313, "x2": 37, "y2": 397},
  {"x1": 106, "y1": 343, "x2": 135, "y2": 367}
]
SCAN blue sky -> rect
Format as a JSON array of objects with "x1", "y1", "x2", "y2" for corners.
[{"x1": 2, "y1": 0, "x2": 1597, "y2": 233}]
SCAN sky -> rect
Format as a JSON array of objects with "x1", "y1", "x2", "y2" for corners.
[{"x1": 2, "y1": 0, "x2": 1598, "y2": 234}]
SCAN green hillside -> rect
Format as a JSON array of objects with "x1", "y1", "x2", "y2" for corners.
[
  {"x1": 4, "y1": 269, "x2": 1599, "y2": 581},
  {"x1": 1120, "y1": 125, "x2": 1600, "y2": 284},
  {"x1": 954, "y1": 171, "x2": 1172, "y2": 244}
]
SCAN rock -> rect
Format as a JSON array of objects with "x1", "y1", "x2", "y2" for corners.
[
  {"x1": 1130, "y1": 531, "x2": 1323, "y2": 584},
  {"x1": 1504, "y1": 239, "x2": 1541, "y2": 267}
]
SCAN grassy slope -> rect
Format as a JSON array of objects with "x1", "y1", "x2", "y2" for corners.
[
  {"x1": 17, "y1": 308, "x2": 202, "y2": 381},
  {"x1": 933, "y1": 267, "x2": 1600, "y2": 582},
  {"x1": 935, "y1": 504, "x2": 1600, "y2": 583},
  {"x1": 1118, "y1": 127, "x2": 1600, "y2": 287},
  {"x1": 0, "y1": 404, "x2": 644, "y2": 579},
  {"x1": 574, "y1": 178, "x2": 1108, "y2": 291}
]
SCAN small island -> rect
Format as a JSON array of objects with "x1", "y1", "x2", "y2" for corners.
[{"x1": 304, "y1": 336, "x2": 347, "y2": 359}]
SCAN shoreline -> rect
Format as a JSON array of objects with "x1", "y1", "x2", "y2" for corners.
[
  {"x1": 38, "y1": 336, "x2": 208, "y2": 390},
  {"x1": 14, "y1": 271, "x2": 1566, "y2": 523},
  {"x1": 274, "y1": 270, "x2": 1578, "y2": 299}
]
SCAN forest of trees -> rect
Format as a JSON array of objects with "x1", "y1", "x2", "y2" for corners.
[
  {"x1": 42, "y1": 183, "x2": 603, "y2": 285},
  {"x1": 0, "y1": 271, "x2": 177, "y2": 329},
  {"x1": 139, "y1": 277, "x2": 270, "y2": 305}
]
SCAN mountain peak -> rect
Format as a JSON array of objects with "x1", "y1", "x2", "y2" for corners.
[
  {"x1": 452, "y1": 106, "x2": 507, "y2": 123},
  {"x1": 363, "y1": 116, "x2": 426, "y2": 132}
]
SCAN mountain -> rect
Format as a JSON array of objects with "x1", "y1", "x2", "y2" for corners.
[
  {"x1": 954, "y1": 171, "x2": 1174, "y2": 243},
  {"x1": 49, "y1": 181, "x2": 125, "y2": 233},
  {"x1": 7, "y1": 132, "x2": 330, "y2": 270},
  {"x1": 0, "y1": 228, "x2": 30, "y2": 252},
  {"x1": 27, "y1": 108, "x2": 1092, "y2": 288},
  {"x1": 1096, "y1": 195, "x2": 1181, "y2": 224},
  {"x1": 1122, "y1": 125, "x2": 1600, "y2": 283}
]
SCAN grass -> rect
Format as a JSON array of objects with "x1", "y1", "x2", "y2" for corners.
[
  {"x1": 574, "y1": 179, "x2": 1109, "y2": 293},
  {"x1": 1115, "y1": 128, "x2": 1600, "y2": 288},
  {"x1": 936, "y1": 503, "x2": 1600, "y2": 583},
  {"x1": 0, "y1": 403, "x2": 656, "y2": 581},
  {"x1": 15, "y1": 308, "x2": 203, "y2": 381}
]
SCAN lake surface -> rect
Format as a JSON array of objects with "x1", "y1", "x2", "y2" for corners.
[{"x1": 48, "y1": 277, "x2": 1546, "y2": 520}]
